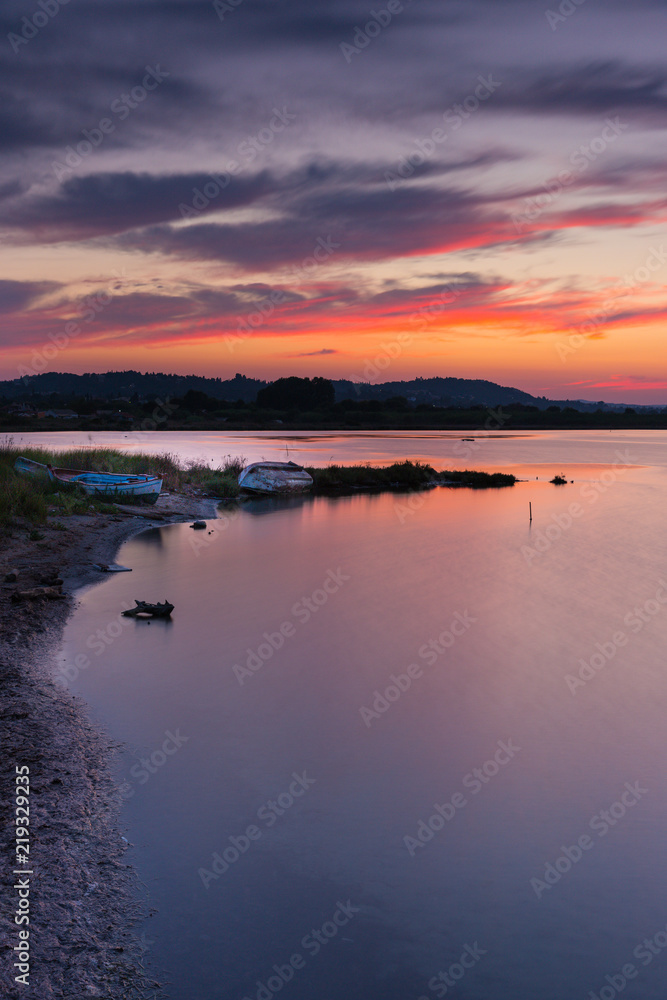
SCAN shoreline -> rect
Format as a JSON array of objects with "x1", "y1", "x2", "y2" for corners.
[
  {"x1": 0, "y1": 460, "x2": 514, "y2": 997},
  {"x1": 0, "y1": 491, "x2": 217, "y2": 999}
]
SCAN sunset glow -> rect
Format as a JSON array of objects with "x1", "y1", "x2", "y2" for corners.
[{"x1": 2, "y1": 0, "x2": 667, "y2": 402}]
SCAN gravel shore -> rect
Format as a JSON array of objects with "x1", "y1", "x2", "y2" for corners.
[{"x1": 0, "y1": 491, "x2": 218, "y2": 999}]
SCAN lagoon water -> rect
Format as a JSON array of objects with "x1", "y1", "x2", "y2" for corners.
[{"x1": 59, "y1": 432, "x2": 667, "y2": 999}]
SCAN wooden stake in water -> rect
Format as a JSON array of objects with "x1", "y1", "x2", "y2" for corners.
[{"x1": 529, "y1": 502, "x2": 533, "y2": 522}]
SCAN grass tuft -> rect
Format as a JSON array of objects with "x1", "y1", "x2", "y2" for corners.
[
  {"x1": 0, "y1": 439, "x2": 245, "y2": 524},
  {"x1": 439, "y1": 470, "x2": 517, "y2": 488},
  {"x1": 307, "y1": 461, "x2": 437, "y2": 492}
]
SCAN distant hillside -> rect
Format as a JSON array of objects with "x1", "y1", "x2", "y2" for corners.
[
  {"x1": 0, "y1": 370, "x2": 653, "y2": 411},
  {"x1": 332, "y1": 377, "x2": 544, "y2": 408},
  {"x1": 0, "y1": 371, "x2": 266, "y2": 403}
]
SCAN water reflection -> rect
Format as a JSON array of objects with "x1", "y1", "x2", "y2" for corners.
[
  {"x1": 131, "y1": 526, "x2": 165, "y2": 547},
  {"x1": 241, "y1": 494, "x2": 313, "y2": 516},
  {"x1": 60, "y1": 448, "x2": 667, "y2": 1000}
]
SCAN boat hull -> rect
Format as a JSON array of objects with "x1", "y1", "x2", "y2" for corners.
[
  {"x1": 238, "y1": 461, "x2": 313, "y2": 495},
  {"x1": 14, "y1": 457, "x2": 162, "y2": 504}
]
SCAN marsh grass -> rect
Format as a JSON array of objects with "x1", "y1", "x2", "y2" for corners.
[
  {"x1": 440, "y1": 470, "x2": 517, "y2": 488},
  {"x1": 307, "y1": 460, "x2": 437, "y2": 491},
  {"x1": 307, "y1": 462, "x2": 516, "y2": 492},
  {"x1": 182, "y1": 455, "x2": 244, "y2": 497},
  {"x1": 0, "y1": 439, "x2": 244, "y2": 525},
  {"x1": 0, "y1": 441, "x2": 515, "y2": 527}
]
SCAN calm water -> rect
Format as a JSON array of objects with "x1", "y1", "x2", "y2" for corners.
[
  {"x1": 60, "y1": 432, "x2": 667, "y2": 999},
  {"x1": 10, "y1": 426, "x2": 667, "y2": 474}
]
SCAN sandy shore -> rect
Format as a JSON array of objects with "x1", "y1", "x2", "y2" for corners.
[{"x1": 0, "y1": 490, "x2": 219, "y2": 999}]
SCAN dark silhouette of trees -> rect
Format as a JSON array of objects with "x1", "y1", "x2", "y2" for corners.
[{"x1": 256, "y1": 377, "x2": 335, "y2": 410}]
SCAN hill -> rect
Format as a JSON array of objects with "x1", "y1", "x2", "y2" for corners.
[{"x1": 0, "y1": 370, "x2": 621, "y2": 411}]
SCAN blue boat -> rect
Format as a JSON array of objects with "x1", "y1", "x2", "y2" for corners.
[{"x1": 14, "y1": 456, "x2": 163, "y2": 504}]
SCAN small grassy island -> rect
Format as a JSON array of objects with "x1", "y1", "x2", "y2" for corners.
[
  {"x1": 0, "y1": 444, "x2": 517, "y2": 531},
  {"x1": 306, "y1": 462, "x2": 517, "y2": 493}
]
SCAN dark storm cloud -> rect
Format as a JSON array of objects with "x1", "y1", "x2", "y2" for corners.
[
  {"x1": 366, "y1": 275, "x2": 500, "y2": 309},
  {"x1": 0, "y1": 153, "x2": 517, "y2": 246},
  {"x1": 494, "y1": 62, "x2": 667, "y2": 119},
  {"x1": 3, "y1": 0, "x2": 667, "y2": 369},
  {"x1": 110, "y1": 180, "x2": 517, "y2": 270},
  {"x1": 0, "y1": 170, "x2": 274, "y2": 240},
  {"x1": 0, "y1": 93, "x2": 67, "y2": 152},
  {"x1": 71, "y1": 283, "x2": 300, "y2": 332},
  {"x1": 0, "y1": 58, "x2": 212, "y2": 155},
  {"x1": 0, "y1": 279, "x2": 60, "y2": 313},
  {"x1": 0, "y1": 179, "x2": 24, "y2": 201}
]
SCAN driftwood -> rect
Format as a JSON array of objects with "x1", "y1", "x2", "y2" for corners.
[
  {"x1": 112, "y1": 503, "x2": 167, "y2": 520},
  {"x1": 121, "y1": 600, "x2": 174, "y2": 619},
  {"x1": 11, "y1": 586, "x2": 65, "y2": 602}
]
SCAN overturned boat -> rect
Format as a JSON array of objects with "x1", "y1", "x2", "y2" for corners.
[
  {"x1": 14, "y1": 456, "x2": 162, "y2": 504},
  {"x1": 238, "y1": 461, "x2": 313, "y2": 495}
]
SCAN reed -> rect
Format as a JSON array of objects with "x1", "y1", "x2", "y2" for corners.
[
  {"x1": 306, "y1": 460, "x2": 437, "y2": 492},
  {"x1": 0, "y1": 439, "x2": 244, "y2": 524}
]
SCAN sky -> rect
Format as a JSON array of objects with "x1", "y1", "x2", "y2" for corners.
[{"x1": 1, "y1": 0, "x2": 667, "y2": 403}]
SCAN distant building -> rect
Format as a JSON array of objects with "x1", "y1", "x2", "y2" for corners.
[
  {"x1": 6, "y1": 404, "x2": 36, "y2": 417},
  {"x1": 95, "y1": 409, "x2": 131, "y2": 420},
  {"x1": 38, "y1": 409, "x2": 79, "y2": 419}
]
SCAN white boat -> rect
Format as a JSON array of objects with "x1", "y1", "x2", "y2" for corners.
[
  {"x1": 238, "y1": 461, "x2": 313, "y2": 495},
  {"x1": 14, "y1": 456, "x2": 162, "y2": 504}
]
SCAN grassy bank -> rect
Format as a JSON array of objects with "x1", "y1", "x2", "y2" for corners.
[
  {"x1": 1, "y1": 443, "x2": 517, "y2": 529},
  {"x1": 306, "y1": 460, "x2": 437, "y2": 492},
  {"x1": 307, "y1": 463, "x2": 517, "y2": 493},
  {"x1": 439, "y1": 470, "x2": 517, "y2": 488},
  {"x1": 0, "y1": 441, "x2": 243, "y2": 527}
]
